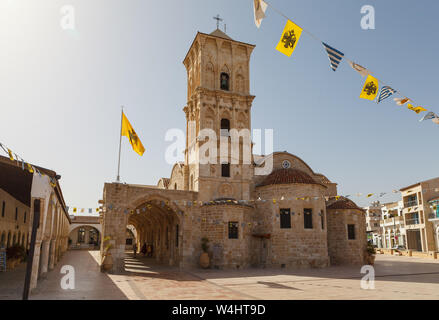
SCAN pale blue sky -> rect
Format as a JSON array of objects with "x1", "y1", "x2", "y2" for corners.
[{"x1": 0, "y1": 0, "x2": 437, "y2": 211}]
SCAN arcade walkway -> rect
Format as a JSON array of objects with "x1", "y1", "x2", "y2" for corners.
[{"x1": 1, "y1": 250, "x2": 439, "y2": 299}]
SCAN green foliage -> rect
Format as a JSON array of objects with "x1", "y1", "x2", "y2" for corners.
[
  {"x1": 366, "y1": 242, "x2": 376, "y2": 255},
  {"x1": 201, "y1": 237, "x2": 209, "y2": 253},
  {"x1": 6, "y1": 245, "x2": 27, "y2": 261}
]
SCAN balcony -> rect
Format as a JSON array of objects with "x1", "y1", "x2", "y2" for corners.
[
  {"x1": 405, "y1": 218, "x2": 420, "y2": 226},
  {"x1": 381, "y1": 216, "x2": 404, "y2": 227},
  {"x1": 404, "y1": 200, "x2": 418, "y2": 208}
]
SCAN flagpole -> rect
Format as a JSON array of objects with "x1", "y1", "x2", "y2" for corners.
[{"x1": 116, "y1": 106, "x2": 123, "y2": 182}]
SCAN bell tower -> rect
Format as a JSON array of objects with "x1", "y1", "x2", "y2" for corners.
[{"x1": 182, "y1": 29, "x2": 256, "y2": 201}]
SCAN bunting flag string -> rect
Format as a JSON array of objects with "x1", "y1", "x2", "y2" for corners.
[
  {"x1": 3, "y1": 140, "x2": 438, "y2": 216},
  {"x1": 252, "y1": 0, "x2": 438, "y2": 125}
]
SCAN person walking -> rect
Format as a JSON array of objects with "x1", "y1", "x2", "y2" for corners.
[
  {"x1": 133, "y1": 243, "x2": 137, "y2": 258},
  {"x1": 141, "y1": 242, "x2": 147, "y2": 256}
]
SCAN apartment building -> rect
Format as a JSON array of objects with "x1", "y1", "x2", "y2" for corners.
[
  {"x1": 364, "y1": 201, "x2": 383, "y2": 246},
  {"x1": 400, "y1": 177, "x2": 439, "y2": 252},
  {"x1": 379, "y1": 201, "x2": 405, "y2": 249}
]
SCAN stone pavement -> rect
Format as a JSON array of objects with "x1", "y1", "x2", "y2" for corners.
[{"x1": 1, "y1": 250, "x2": 439, "y2": 300}]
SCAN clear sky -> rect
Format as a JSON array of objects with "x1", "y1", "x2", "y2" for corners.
[{"x1": 0, "y1": 0, "x2": 438, "y2": 212}]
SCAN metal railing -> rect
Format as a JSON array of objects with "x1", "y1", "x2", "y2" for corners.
[
  {"x1": 404, "y1": 200, "x2": 418, "y2": 208},
  {"x1": 405, "y1": 218, "x2": 420, "y2": 225}
]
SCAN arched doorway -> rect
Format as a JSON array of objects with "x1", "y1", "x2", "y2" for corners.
[
  {"x1": 68, "y1": 226, "x2": 101, "y2": 249},
  {"x1": 127, "y1": 198, "x2": 182, "y2": 266}
]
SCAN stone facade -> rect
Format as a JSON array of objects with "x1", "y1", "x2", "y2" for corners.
[
  {"x1": 101, "y1": 29, "x2": 368, "y2": 273},
  {"x1": 0, "y1": 155, "x2": 70, "y2": 290}
]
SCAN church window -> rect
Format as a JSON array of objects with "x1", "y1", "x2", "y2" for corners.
[
  {"x1": 174, "y1": 183, "x2": 177, "y2": 190},
  {"x1": 15, "y1": 207, "x2": 18, "y2": 220},
  {"x1": 220, "y1": 118, "x2": 230, "y2": 136},
  {"x1": 280, "y1": 209, "x2": 291, "y2": 229},
  {"x1": 348, "y1": 224, "x2": 356, "y2": 240},
  {"x1": 304, "y1": 209, "x2": 313, "y2": 229},
  {"x1": 1, "y1": 201, "x2": 5, "y2": 217},
  {"x1": 220, "y1": 73, "x2": 230, "y2": 90},
  {"x1": 228, "y1": 222, "x2": 239, "y2": 239},
  {"x1": 321, "y1": 210, "x2": 324, "y2": 230},
  {"x1": 221, "y1": 163, "x2": 230, "y2": 177},
  {"x1": 24, "y1": 211, "x2": 27, "y2": 223}
]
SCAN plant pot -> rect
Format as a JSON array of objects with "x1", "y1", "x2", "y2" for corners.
[
  {"x1": 101, "y1": 253, "x2": 113, "y2": 272},
  {"x1": 199, "y1": 252, "x2": 210, "y2": 269},
  {"x1": 366, "y1": 254, "x2": 375, "y2": 265},
  {"x1": 6, "y1": 258, "x2": 19, "y2": 270}
]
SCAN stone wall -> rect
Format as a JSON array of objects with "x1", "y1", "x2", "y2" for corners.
[
  {"x1": 326, "y1": 208, "x2": 367, "y2": 265},
  {"x1": 254, "y1": 184, "x2": 329, "y2": 268}
]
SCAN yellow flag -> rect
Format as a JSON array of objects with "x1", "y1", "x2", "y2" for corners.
[
  {"x1": 276, "y1": 20, "x2": 303, "y2": 57},
  {"x1": 360, "y1": 75, "x2": 379, "y2": 100},
  {"x1": 27, "y1": 163, "x2": 34, "y2": 173},
  {"x1": 407, "y1": 104, "x2": 427, "y2": 114},
  {"x1": 7, "y1": 149, "x2": 14, "y2": 161},
  {"x1": 121, "y1": 112, "x2": 145, "y2": 156}
]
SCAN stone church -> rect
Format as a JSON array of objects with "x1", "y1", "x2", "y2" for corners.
[{"x1": 101, "y1": 29, "x2": 367, "y2": 273}]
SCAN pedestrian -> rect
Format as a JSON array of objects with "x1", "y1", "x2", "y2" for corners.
[
  {"x1": 133, "y1": 243, "x2": 137, "y2": 258},
  {"x1": 141, "y1": 242, "x2": 147, "y2": 256},
  {"x1": 147, "y1": 244, "x2": 152, "y2": 257}
]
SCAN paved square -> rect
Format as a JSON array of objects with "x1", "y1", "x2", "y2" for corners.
[{"x1": 1, "y1": 250, "x2": 439, "y2": 300}]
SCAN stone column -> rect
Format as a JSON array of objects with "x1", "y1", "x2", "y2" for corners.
[
  {"x1": 30, "y1": 240, "x2": 42, "y2": 290},
  {"x1": 49, "y1": 239, "x2": 56, "y2": 270},
  {"x1": 39, "y1": 240, "x2": 50, "y2": 276}
]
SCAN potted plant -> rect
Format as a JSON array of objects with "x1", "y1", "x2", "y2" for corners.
[
  {"x1": 101, "y1": 236, "x2": 113, "y2": 272},
  {"x1": 199, "y1": 237, "x2": 210, "y2": 268},
  {"x1": 365, "y1": 242, "x2": 376, "y2": 265}
]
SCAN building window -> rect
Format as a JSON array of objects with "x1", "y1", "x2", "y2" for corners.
[
  {"x1": 220, "y1": 73, "x2": 230, "y2": 91},
  {"x1": 24, "y1": 211, "x2": 27, "y2": 223},
  {"x1": 348, "y1": 224, "x2": 356, "y2": 240},
  {"x1": 280, "y1": 209, "x2": 291, "y2": 229},
  {"x1": 228, "y1": 221, "x2": 239, "y2": 239},
  {"x1": 321, "y1": 210, "x2": 324, "y2": 230},
  {"x1": 1, "y1": 201, "x2": 5, "y2": 217},
  {"x1": 304, "y1": 209, "x2": 313, "y2": 229},
  {"x1": 78, "y1": 227, "x2": 85, "y2": 243},
  {"x1": 174, "y1": 183, "x2": 177, "y2": 190},
  {"x1": 15, "y1": 208, "x2": 18, "y2": 221},
  {"x1": 221, "y1": 163, "x2": 230, "y2": 177},
  {"x1": 220, "y1": 118, "x2": 230, "y2": 136},
  {"x1": 176, "y1": 224, "x2": 179, "y2": 248}
]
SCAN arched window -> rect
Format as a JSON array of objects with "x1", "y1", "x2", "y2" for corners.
[
  {"x1": 220, "y1": 72, "x2": 230, "y2": 91},
  {"x1": 220, "y1": 118, "x2": 230, "y2": 136},
  {"x1": 78, "y1": 227, "x2": 85, "y2": 243},
  {"x1": 190, "y1": 175, "x2": 194, "y2": 191},
  {"x1": 7, "y1": 232, "x2": 11, "y2": 248},
  {"x1": 174, "y1": 183, "x2": 177, "y2": 190}
]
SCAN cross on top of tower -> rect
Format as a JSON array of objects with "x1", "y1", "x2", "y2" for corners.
[{"x1": 213, "y1": 14, "x2": 223, "y2": 29}]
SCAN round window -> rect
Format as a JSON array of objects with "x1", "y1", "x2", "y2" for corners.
[{"x1": 282, "y1": 160, "x2": 291, "y2": 169}]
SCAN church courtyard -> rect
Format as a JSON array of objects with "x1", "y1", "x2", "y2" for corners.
[{"x1": 1, "y1": 250, "x2": 439, "y2": 300}]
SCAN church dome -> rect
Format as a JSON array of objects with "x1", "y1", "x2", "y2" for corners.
[
  {"x1": 258, "y1": 168, "x2": 323, "y2": 187},
  {"x1": 326, "y1": 197, "x2": 364, "y2": 211}
]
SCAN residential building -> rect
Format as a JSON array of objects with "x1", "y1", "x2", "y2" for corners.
[
  {"x1": 379, "y1": 201, "x2": 405, "y2": 249},
  {"x1": 364, "y1": 201, "x2": 382, "y2": 246},
  {"x1": 400, "y1": 177, "x2": 439, "y2": 252}
]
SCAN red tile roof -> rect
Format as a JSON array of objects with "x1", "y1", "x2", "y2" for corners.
[
  {"x1": 326, "y1": 197, "x2": 364, "y2": 211},
  {"x1": 258, "y1": 168, "x2": 325, "y2": 188}
]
